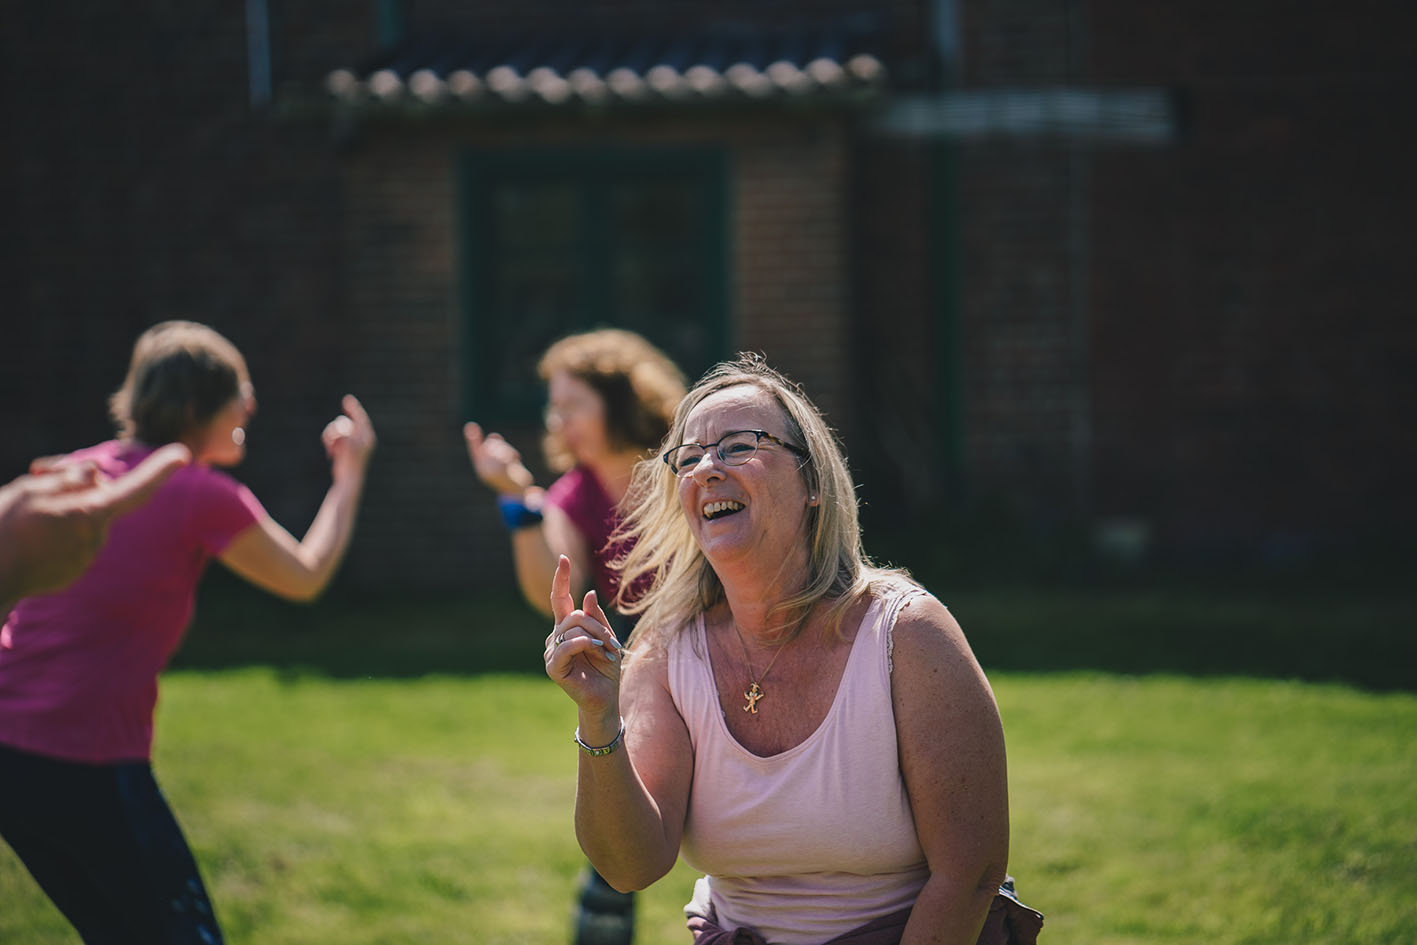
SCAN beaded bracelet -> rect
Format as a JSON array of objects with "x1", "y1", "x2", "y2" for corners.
[{"x1": 573, "y1": 718, "x2": 626, "y2": 757}]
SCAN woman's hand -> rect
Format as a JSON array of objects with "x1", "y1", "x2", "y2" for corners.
[
  {"x1": 545, "y1": 555, "x2": 622, "y2": 717},
  {"x1": 463, "y1": 422, "x2": 534, "y2": 496},
  {"x1": 323, "y1": 395, "x2": 376, "y2": 483},
  {"x1": 220, "y1": 399, "x2": 373, "y2": 604},
  {"x1": 0, "y1": 444, "x2": 190, "y2": 612}
]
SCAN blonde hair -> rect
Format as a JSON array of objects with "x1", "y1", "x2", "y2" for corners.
[
  {"x1": 109, "y1": 321, "x2": 249, "y2": 445},
  {"x1": 537, "y1": 329, "x2": 686, "y2": 472},
  {"x1": 614, "y1": 353, "x2": 907, "y2": 651}
]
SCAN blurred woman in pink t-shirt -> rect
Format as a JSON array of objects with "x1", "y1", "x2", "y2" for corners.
[
  {"x1": 464, "y1": 329, "x2": 685, "y2": 617},
  {"x1": 0, "y1": 321, "x2": 375, "y2": 945},
  {"x1": 463, "y1": 328, "x2": 684, "y2": 945}
]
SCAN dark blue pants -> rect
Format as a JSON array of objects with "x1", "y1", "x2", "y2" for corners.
[{"x1": 0, "y1": 743, "x2": 223, "y2": 945}]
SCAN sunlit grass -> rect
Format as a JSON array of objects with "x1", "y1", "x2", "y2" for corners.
[
  {"x1": 1001, "y1": 673, "x2": 1417, "y2": 944},
  {"x1": 2, "y1": 667, "x2": 1412, "y2": 944}
]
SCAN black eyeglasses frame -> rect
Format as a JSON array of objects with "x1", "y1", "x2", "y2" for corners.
[{"x1": 661, "y1": 429, "x2": 808, "y2": 476}]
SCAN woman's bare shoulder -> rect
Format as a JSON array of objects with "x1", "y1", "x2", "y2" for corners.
[{"x1": 888, "y1": 588, "x2": 988, "y2": 684}]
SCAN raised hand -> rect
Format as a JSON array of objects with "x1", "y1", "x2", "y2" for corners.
[
  {"x1": 323, "y1": 395, "x2": 376, "y2": 482},
  {"x1": 545, "y1": 555, "x2": 622, "y2": 715},
  {"x1": 463, "y1": 422, "x2": 534, "y2": 496}
]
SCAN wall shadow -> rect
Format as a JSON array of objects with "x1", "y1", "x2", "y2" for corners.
[{"x1": 172, "y1": 569, "x2": 1417, "y2": 693}]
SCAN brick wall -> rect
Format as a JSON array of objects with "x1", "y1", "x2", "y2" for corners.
[
  {"x1": 317, "y1": 112, "x2": 857, "y2": 588},
  {"x1": 850, "y1": 140, "x2": 949, "y2": 513},
  {"x1": 1, "y1": 2, "x2": 354, "y2": 535},
  {"x1": 874, "y1": 0, "x2": 1417, "y2": 562},
  {"x1": 332, "y1": 134, "x2": 474, "y2": 588},
  {"x1": 1084, "y1": 0, "x2": 1417, "y2": 559},
  {"x1": 734, "y1": 121, "x2": 855, "y2": 436},
  {"x1": 958, "y1": 0, "x2": 1084, "y2": 83},
  {"x1": 954, "y1": 144, "x2": 1088, "y2": 525},
  {"x1": 931, "y1": 0, "x2": 1093, "y2": 529},
  {"x1": 6, "y1": 0, "x2": 1411, "y2": 589},
  {"x1": 1, "y1": 2, "x2": 871, "y2": 592}
]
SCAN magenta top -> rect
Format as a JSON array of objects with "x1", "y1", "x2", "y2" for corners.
[
  {"x1": 544, "y1": 465, "x2": 628, "y2": 604},
  {"x1": 0, "y1": 441, "x2": 265, "y2": 763}
]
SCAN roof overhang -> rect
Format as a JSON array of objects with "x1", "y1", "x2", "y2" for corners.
[{"x1": 324, "y1": 22, "x2": 890, "y2": 115}]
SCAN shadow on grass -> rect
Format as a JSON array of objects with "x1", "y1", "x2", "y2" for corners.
[
  {"x1": 172, "y1": 570, "x2": 551, "y2": 679},
  {"x1": 174, "y1": 569, "x2": 1417, "y2": 692},
  {"x1": 947, "y1": 584, "x2": 1417, "y2": 692}
]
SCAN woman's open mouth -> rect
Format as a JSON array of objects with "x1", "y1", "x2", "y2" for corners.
[{"x1": 702, "y1": 500, "x2": 744, "y2": 521}]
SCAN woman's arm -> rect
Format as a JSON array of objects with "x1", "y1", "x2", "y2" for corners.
[
  {"x1": 892, "y1": 596, "x2": 1010, "y2": 945},
  {"x1": 511, "y1": 505, "x2": 592, "y2": 618},
  {"x1": 546, "y1": 557, "x2": 693, "y2": 891},
  {"x1": 464, "y1": 422, "x2": 593, "y2": 616},
  {"x1": 0, "y1": 444, "x2": 189, "y2": 612},
  {"x1": 220, "y1": 396, "x2": 375, "y2": 602}
]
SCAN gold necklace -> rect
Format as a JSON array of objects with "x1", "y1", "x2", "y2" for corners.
[{"x1": 731, "y1": 621, "x2": 790, "y2": 715}]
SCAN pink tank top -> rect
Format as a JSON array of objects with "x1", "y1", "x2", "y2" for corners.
[{"x1": 668, "y1": 581, "x2": 932, "y2": 944}]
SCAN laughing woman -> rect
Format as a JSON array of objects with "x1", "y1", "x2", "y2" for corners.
[{"x1": 544, "y1": 355, "x2": 1042, "y2": 945}]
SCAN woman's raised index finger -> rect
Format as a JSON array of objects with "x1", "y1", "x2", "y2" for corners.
[
  {"x1": 550, "y1": 555, "x2": 575, "y2": 622},
  {"x1": 342, "y1": 394, "x2": 371, "y2": 426}
]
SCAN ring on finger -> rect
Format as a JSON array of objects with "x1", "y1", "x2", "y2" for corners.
[{"x1": 554, "y1": 634, "x2": 566, "y2": 645}]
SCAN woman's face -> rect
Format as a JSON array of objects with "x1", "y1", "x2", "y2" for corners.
[
  {"x1": 193, "y1": 381, "x2": 256, "y2": 467},
  {"x1": 676, "y1": 384, "x2": 815, "y2": 578},
  {"x1": 546, "y1": 371, "x2": 610, "y2": 466}
]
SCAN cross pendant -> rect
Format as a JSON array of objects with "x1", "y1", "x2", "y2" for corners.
[{"x1": 743, "y1": 681, "x2": 764, "y2": 714}]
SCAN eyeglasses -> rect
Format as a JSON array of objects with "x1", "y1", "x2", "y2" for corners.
[{"x1": 662, "y1": 430, "x2": 808, "y2": 477}]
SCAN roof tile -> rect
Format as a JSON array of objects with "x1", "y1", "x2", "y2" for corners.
[{"x1": 326, "y1": 20, "x2": 888, "y2": 111}]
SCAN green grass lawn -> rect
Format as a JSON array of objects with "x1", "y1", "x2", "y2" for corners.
[{"x1": 2, "y1": 581, "x2": 1414, "y2": 943}]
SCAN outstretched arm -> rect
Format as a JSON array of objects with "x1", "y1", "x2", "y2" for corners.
[
  {"x1": 0, "y1": 443, "x2": 191, "y2": 613},
  {"x1": 545, "y1": 556, "x2": 692, "y2": 890},
  {"x1": 464, "y1": 422, "x2": 593, "y2": 615},
  {"x1": 220, "y1": 395, "x2": 375, "y2": 602}
]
